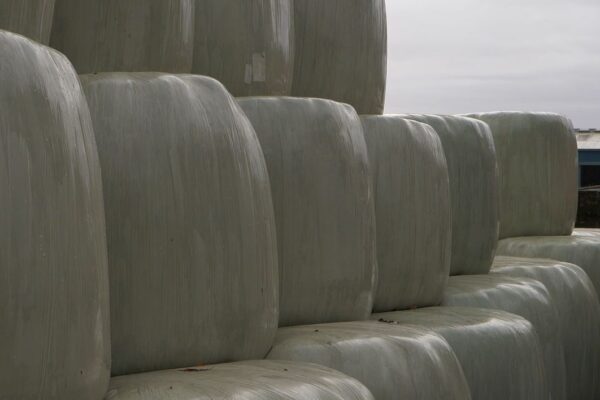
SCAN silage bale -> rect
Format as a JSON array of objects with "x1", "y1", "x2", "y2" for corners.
[
  {"x1": 372, "y1": 307, "x2": 550, "y2": 400},
  {"x1": 51, "y1": 0, "x2": 194, "y2": 74},
  {"x1": 292, "y1": 0, "x2": 387, "y2": 115},
  {"x1": 0, "y1": 0, "x2": 55, "y2": 44},
  {"x1": 105, "y1": 360, "x2": 375, "y2": 400},
  {"x1": 267, "y1": 321, "x2": 472, "y2": 400},
  {"x1": 498, "y1": 231, "x2": 600, "y2": 308},
  {"x1": 464, "y1": 112, "x2": 578, "y2": 238},
  {"x1": 238, "y1": 97, "x2": 376, "y2": 326},
  {"x1": 81, "y1": 73, "x2": 278, "y2": 376},
  {"x1": 443, "y1": 274, "x2": 567, "y2": 399},
  {"x1": 401, "y1": 115, "x2": 499, "y2": 275},
  {"x1": 193, "y1": 0, "x2": 294, "y2": 96},
  {"x1": 361, "y1": 116, "x2": 451, "y2": 311},
  {"x1": 0, "y1": 31, "x2": 110, "y2": 400},
  {"x1": 492, "y1": 256, "x2": 600, "y2": 400}
]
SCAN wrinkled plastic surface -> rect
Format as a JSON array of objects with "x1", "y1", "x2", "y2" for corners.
[
  {"x1": 238, "y1": 97, "x2": 376, "y2": 326},
  {"x1": 373, "y1": 307, "x2": 549, "y2": 400},
  {"x1": 492, "y1": 256, "x2": 600, "y2": 399},
  {"x1": 443, "y1": 274, "x2": 566, "y2": 399},
  {"x1": 82, "y1": 73, "x2": 278, "y2": 376},
  {"x1": 465, "y1": 112, "x2": 578, "y2": 238},
  {"x1": 401, "y1": 115, "x2": 499, "y2": 274},
  {"x1": 292, "y1": 0, "x2": 387, "y2": 114},
  {"x1": 105, "y1": 360, "x2": 374, "y2": 400},
  {"x1": 268, "y1": 321, "x2": 471, "y2": 400},
  {"x1": 361, "y1": 116, "x2": 451, "y2": 311},
  {"x1": 193, "y1": 0, "x2": 294, "y2": 96},
  {"x1": 498, "y1": 230, "x2": 600, "y2": 298},
  {"x1": 0, "y1": 0, "x2": 55, "y2": 43},
  {"x1": 51, "y1": 0, "x2": 194, "y2": 73},
  {"x1": 0, "y1": 31, "x2": 110, "y2": 400}
]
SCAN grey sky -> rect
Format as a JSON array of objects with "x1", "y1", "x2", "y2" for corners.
[{"x1": 385, "y1": 0, "x2": 600, "y2": 129}]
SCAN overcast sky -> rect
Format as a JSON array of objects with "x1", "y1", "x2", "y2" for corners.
[{"x1": 385, "y1": 0, "x2": 600, "y2": 129}]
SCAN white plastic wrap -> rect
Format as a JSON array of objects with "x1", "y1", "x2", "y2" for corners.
[
  {"x1": 0, "y1": 0, "x2": 55, "y2": 43},
  {"x1": 82, "y1": 73, "x2": 278, "y2": 376},
  {"x1": 443, "y1": 274, "x2": 566, "y2": 399},
  {"x1": 51, "y1": 0, "x2": 194, "y2": 73},
  {"x1": 0, "y1": 31, "x2": 110, "y2": 400},
  {"x1": 492, "y1": 256, "x2": 600, "y2": 399},
  {"x1": 464, "y1": 112, "x2": 578, "y2": 238},
  {"x1": 238, "y1": 97, "x2": 376, "y2": 326},
  {"x1": 401, "y1": 115, "x2": 499, "y2": 275},
  {"x1": 292, "y1": 0, "x2": 387, "y2": 114},
  {"x1": 361, "y1": 116, "x2": 451, "y2": 311},
  {"x1": 268, "y1": 321, "x2": 471, "y2": 400},
  {"x1": 373, "y1": 307, "x2": 549, "y2": 400},
  {"x1": 105, "y1": 360, "x2": 374, "y2": 400},
  {"x1": 193, "y1": 0, "x2": 294, "y2": 96}
]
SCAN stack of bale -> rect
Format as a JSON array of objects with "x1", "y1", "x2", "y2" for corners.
[
  {"x1": 1, "y1": 0, "x2": 599, "y2": 399},
  {"x1": 465, "y1": 112, "x2": 600, "y2": 301}
]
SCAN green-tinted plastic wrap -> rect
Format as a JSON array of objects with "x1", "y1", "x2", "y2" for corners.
[
  {"x1": 361, "y1": 116, "x2": 451, "y2": 311},
  {"x1": 464, "y1": 112, "x2": 578, "y2": 238},
  {"x1": 400, "y1": 115, "x2": 499, "y2": 275},
  {"x1": 51, "y1": 0, "x2": 194, "y2": 73},
  {"x1": 82, "y1": 73, "x2": 278, "y2": 376},
  {"x1": 373, "y1": 307, "x2": 550, "y2": 400},
  {"x1": 193, "y1": 0, "x2": 294, "y2": 96},
  {"x1": 0, "y1": 31, "x2": 110, "y2": 400},
  {"x1": 0, "y1": 0, "x2": 55, "y2": 43},
  {"x1": 292, "y1": 0, "x2": 387, "y2": 114},
  {"x1": 492, "y1": 256, "x2": 600, "y2": 399},
  {"x1": 268, "y1": 321, "x2": 471, "y2": 400},
  {"x1": 238, "y1": 97, "x2": 376, "y2": 326},
  {"x1": 443, "y1": 275, "x2": 566, "y2": 399},
  {"x1": 104, "y1": 360, "x2": 374, "y2": 400}
]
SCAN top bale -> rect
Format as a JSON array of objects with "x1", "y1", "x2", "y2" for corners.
[
  {"x1": 193, "y1": 0, "x2": 294, "y2": 96},
  {"x1": 402, "y1": 115, "x2": 499, "y2": 275},
  {"x1": 82, "y1": 73, "x2": 278, "y2": 376},
  {"x1": 362, "y1": 116, "x2": 451, "y2": 312},
  {"x1": 466, "y1": 112, "x2": 578, "y2": 238},
  {"x1": 0, "y1": 0, "x2": 55, "y2": 44},
  {"x1": 51, "y1": 0, "x2": 194, "y2": 73},
  {"x1": 292, "y1": 0, "x2": 387, "y2": 115},
  {"x1": 239, "y1": 97, "x2": 376, "y2": 326},
  {"x1": 0, "y1": 31, "x2": 110, "y2": 400}
]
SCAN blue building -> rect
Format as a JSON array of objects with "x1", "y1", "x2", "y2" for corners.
[{"x1": 577, "y1": 130, "x2": 600, "y2": 188}]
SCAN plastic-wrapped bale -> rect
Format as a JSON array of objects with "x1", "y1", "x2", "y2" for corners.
[
  {"x1": 105, "y1": 360, "x2": 374, "y2": 400},
  {"x1": 267, "y1": 321, "x2": 471, "y2": 400},
  {"x1": 398, "y1": 114, "x2": 578, "y2": 398},
  {"x1": 361, "y1": 116, "x2": 451, "y2": 311},
  {"x1": 498, "y1": 230, "x2": 600, "y2": 296},
  {"x1": 292, "y1": 0, "x2": 387, "y2": 114},
  {"x1": 0, "y1": 0, "x2": 55, "y2": 44},
  {"x1": 239, "y1": 98, "x2": 548, "y2": 399},
  {"x1": 51, "y1": 0, "x2": 194, "y2": 74},
  {"x1": 82, "y1": 73, "x2": 278, "y2": 375},
  {"x1": 83, "y1": 74, "x2": 372, "y2": 399},
  {"x1": 443, "y1": 275, "x2": 566, "y2": 399},
  {"x1": 193, "y1": 0, "x2": 294, "y2": 96},
  {"x1": 400, "y1": 115, "x2": 499, "y2": 275},
  {"x1": 0, "y1": 31, "x2": 109, "y2": 400},
  {"x1": 464, "y1": 112, "x2": 578, "y2": 238},
  {"x1": 238, "y1": 97, "x2": 376, "y2": 326},
  {"x1": 373, "y1": 308, "x2": 549, "y2": 400},
  {"x1": 491, "y1": 256, "x2": 600, "y2": 400}
]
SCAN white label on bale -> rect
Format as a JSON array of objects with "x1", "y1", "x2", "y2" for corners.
[
  {"x1": 244, "y1": 64, "x2": 253, "y2": 84},
  {"x1": 252, "y1": 52, "x2": 266, "y2": 82}
]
